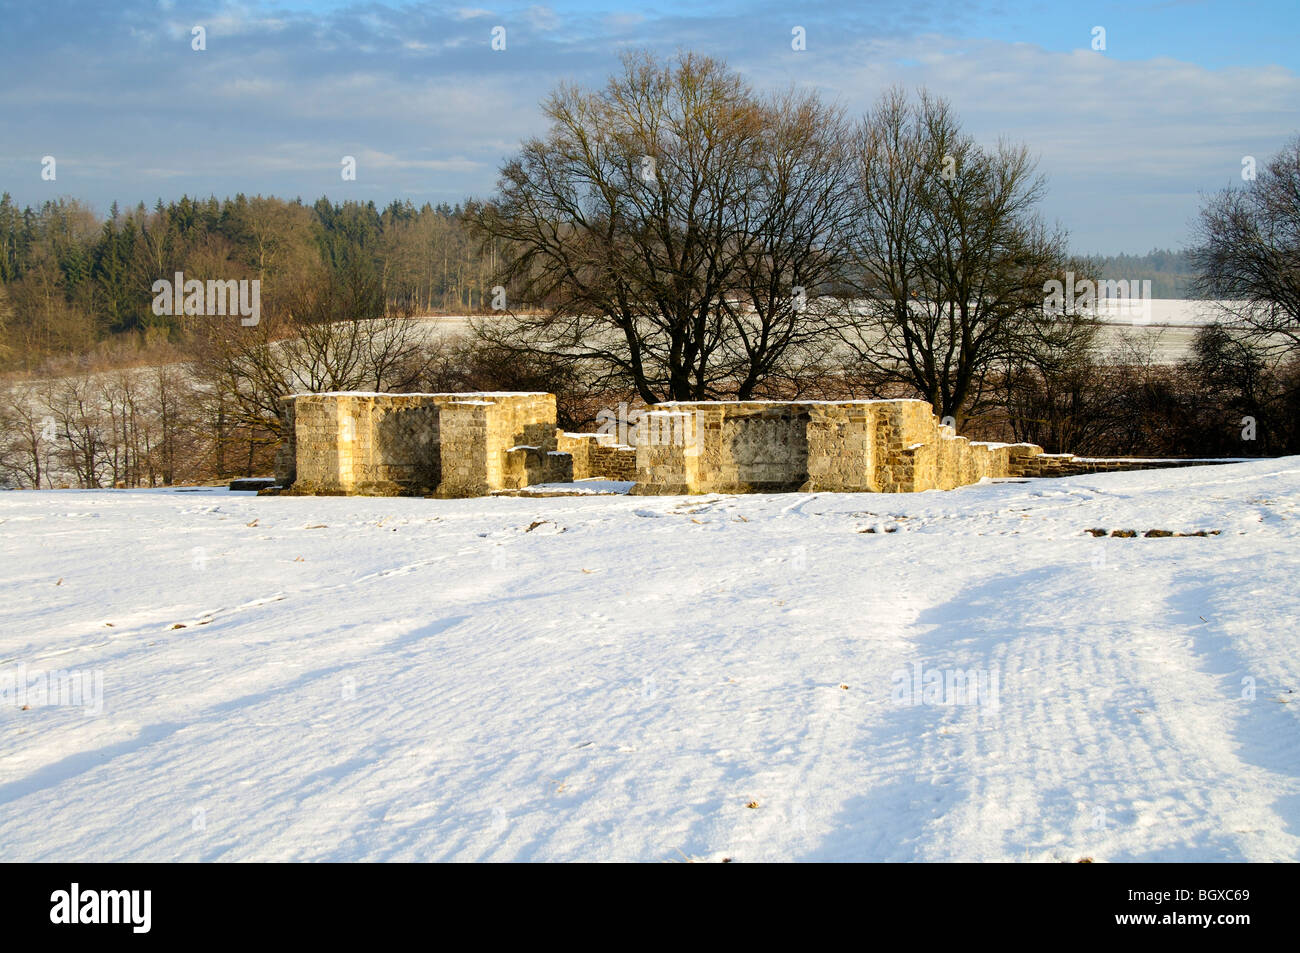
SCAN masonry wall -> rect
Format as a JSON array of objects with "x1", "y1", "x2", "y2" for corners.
[
  {"x1": 282, "y1": 391, "x2": 1234, "y2": 498},
  {"x1": 435, "y1": 400, "x2": 490, "y2": 496},
  {"x1": 631, "y1": 402, "x2": 817, "y2": 494},
  {"x1": 274, "y1": 396, "x2": 296, "y2": 486},
  {"x1": 557, "y1": 431, "x2": 638, "y2": 482},
  {"x1": 630, "y1": 411, "x2": 699, "y2": 494},
  {"x1": 436, "y1": 393, "x2": 562, "y2": 496},
  {"x1": 555, "y1": 432, "x2": 595, "y2": 479},
  {"x1": 805, "y1": 404, "x2": 875, "y2": 492},
  {"x1": 873, "y1": 400, "x2": 941, "y2": 492},
  {"x1": 590, "y1": 444, "x2": 637, "y2": 482},
  {"x1": 629, "y1": 399, "x2": 1039, "y2": 495},
  {"x1": 1014, "y1": 455, "x2": 1228, "y2": 478},
  {"x1": 290, "y1": 394, "x2": 443, "y2": 495},
  {"x1": 693, "y1": 403, "x2": 811, "y2": 492},
  {"x1": 287, "y1": 392, "x2": 565, "y2": 497}
]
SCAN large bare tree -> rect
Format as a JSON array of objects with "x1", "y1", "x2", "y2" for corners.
[
  {"x1": 838, "y1": 88, "x2": 1070, "y2": 426},
  {"x1": 469, "y1": 51, "x2": 856, "y2": 403}
]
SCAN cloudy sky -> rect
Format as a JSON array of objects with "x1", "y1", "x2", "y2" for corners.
[{"x1": 1, "y1": 0, "x2": 1296, "y2": 253}]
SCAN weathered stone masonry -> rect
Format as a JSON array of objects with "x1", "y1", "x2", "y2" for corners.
[
  {"x1": 628, "y1": 399, "x2": 1028, "y2": 494},
  {"x1": 555, "y1": 431, "x2": 637, "y2": 482},
  {"x1": 276, "y1": 391, "x2": 1229, "y2": 497},
  {"x1": 284, "y1": 392, "x2": 569, "y2": 497}
]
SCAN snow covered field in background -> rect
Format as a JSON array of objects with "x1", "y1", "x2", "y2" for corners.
[
  {"x1": 2, "y1": 459, "x2": 1299, "y2": 862},
  {"x1": 421, "y1": 303, "x2": 1226, "y2": 365}
]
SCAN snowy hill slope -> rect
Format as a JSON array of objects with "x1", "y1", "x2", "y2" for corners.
[{"x1": 1, "y1": 459, "x2": 1298, "y2": 862}]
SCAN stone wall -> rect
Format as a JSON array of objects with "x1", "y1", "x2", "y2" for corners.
[
  {"x1": 285, "y1": 392, "x2": 566, "y2": 497},
  {"x1": 872, "y1": 400, "x2": 938, "y2": 491},
  {"x1": 683, "y1": 403, "x2": 812, "y2": 493},
  {"x1": 273, "y1": 396, "x2": 296, "y2": 486},
  {"x1": 435, "y1": 400, "x2": 489, "y2": 496},
  {"x1": 627, "y1": 399, "x2": 1026, "y2": 495},
  {"x1": 1014, "y1": 455, "x2": 1229, "y2": 479},
  {"x1": 556, "y1": 431, "x2": 637, "y2": 482},
  {"x1": 279, "y1": 391, "x2": 1239, "y2": 498},
  {"x1": 555, "y1": 432, "x2": 596, "y2": 479},
  {"x1": 630, "y1": 411, "x2": 699, "y2": 494},
  {"x1": 289, "y1": 393, "x2": 443, "y2": 495},
  {"x1": 590, "y1": 444, "x2": 637, "y2": 482},
  {"x1": 435, "y1": 395, "x2": 568, "y2": 496}
]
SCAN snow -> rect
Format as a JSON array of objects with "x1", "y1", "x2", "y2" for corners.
[
  {"x1": 505, "y1": 480, "x2": 635, "y2": 496},
  {"x1": 2, "y1": 458, "x2": 1299, "y2": 862},
  {"x1": 418, "y1": 300, "x2": 1237, "y2": 332},
  {"x1": 1089, "y1": 298, "x2": 1233, "y2": 327},
  {"x1": 1071, "y1": 457, "x2": 1253, "y2": 464}
]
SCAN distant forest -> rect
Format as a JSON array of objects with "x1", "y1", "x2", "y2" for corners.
[
  {"x1": 0, "y1": 193, "x2": 498, "y2": 372},
  {"x1": 1079, "y1": 249, "x2": 1198, "y2": 297},
  {"x1": 0, "y1": 191, "x2": 1210, "y2": 374}
]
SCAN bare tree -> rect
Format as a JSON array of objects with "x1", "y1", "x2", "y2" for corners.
[
  {"x1": 0, "y1": 382, "x2": 55, "y2": 488},
  {"x1": 42, "y1": 373, "x2": 108, "y2": 488},
  {"x1": 469, "y1": 51, "x2": 856, "y2": 402},
  {"x1": 838, "y1": 88, "x2": 1071, "y2": 427},
  {"x1": 147, "y1": 361, "x2": 193, "y2": 485},
  {"x1": 191, "y1": 260, "x2": 434, "y2": 457},
  {"x1": 991, "y1": 309, "x2": 1107, "y2": 452},
  {"x1": 1192, "y1": 137, "x2": 1300, "y2": 357}
]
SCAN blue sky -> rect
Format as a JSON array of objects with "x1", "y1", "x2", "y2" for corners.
[{"x1": 1, "y1": 0, "x2": 1296, "y2": 252}]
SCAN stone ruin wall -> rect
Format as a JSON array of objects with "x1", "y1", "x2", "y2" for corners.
[
  {"x1": 273, "y1": 396, "x2": 297, "y2": 487},
  {"x1": 627, "y1": 399, "x2": 1034, "y2": 495},
  {"x1": 286, "y1": 392, "x2": 567, "y2": 497},
  {"x1": 288, "y1": 393, "x2": 441, "y2": 495},
  {"x1": 439, "y1": 393, "x2": 570, "y2": 496},
  {"x1": 276, "y1": 391, "x2": 1228, "y2": 498},
  {"x1": 555, "y1": 432, "x2": 637, "y2": 482}
]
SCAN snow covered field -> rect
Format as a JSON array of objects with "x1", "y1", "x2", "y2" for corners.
[
  {"x1": 424, "y1": 301, "x2": 1235, "y2": 364},
  {"x1": 2, "y1": 459, "x2": 1299, "y2": 862}
]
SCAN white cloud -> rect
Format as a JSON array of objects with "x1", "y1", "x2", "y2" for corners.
[
  {"x1": 524, "y1": 5, "x2": 560, "y2": 33},
  {"x1": 5, "y1": 2, "x2": 1295, "y2": 252},
  {"x1": 740, "y1": 32, "x2": 1300, "y2": 248},
  {"x1": 604, "y1": 13, "x2": 644, "y2": 31}
]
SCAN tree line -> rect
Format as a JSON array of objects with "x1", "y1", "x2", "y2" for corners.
[
  {"x1": 1081, "y1": 249, "x2": 1197, "y2": 298},
  {"x1": 0, "y1": 193, "x2": 502, "y2": 371}
]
